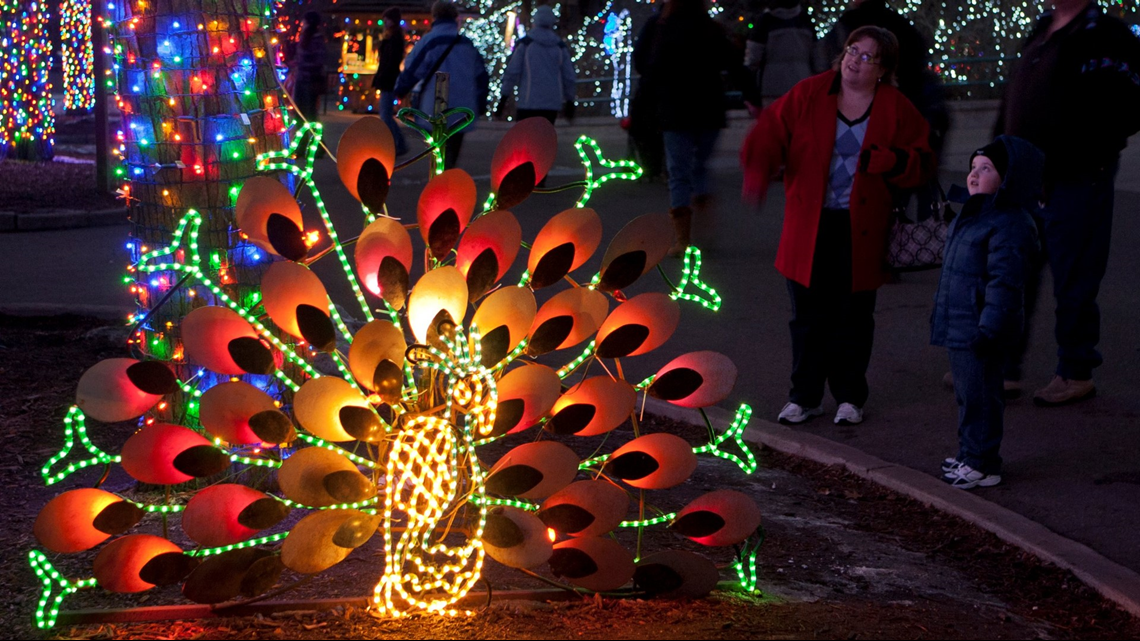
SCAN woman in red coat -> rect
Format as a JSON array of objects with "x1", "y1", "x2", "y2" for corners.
[{"x1": 741, "y1": 25, "x2": 934, "y2": 427}]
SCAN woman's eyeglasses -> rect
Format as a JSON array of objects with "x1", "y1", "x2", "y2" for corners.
[{"x1": 845, "y1": 45, "x2": 880, "y2": 65}]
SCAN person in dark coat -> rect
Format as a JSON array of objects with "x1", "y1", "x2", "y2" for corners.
[
  {"x1": 394, "y1": 1, "x2": 490, "y2": 169},
  {"x1": 994, "y1": 0, "x2": 1140, "y2": 406},
  {"x1": 371, "y1": 7, "x2": 409, "y2": 156},
  {"x1": 633, "y1": 0, "x2": 749, "y2": 256},
  {"x1": 931, "y1": 137, "x2": 1044, "y2": 489},
  {"x1": 292, "y1": 11, "x2": 327, "y2": 122},
  {"x1": 742, "y1": 26, "x2": 934, "y2": 428},
  {"x1": 745, "y1": 0, "x2": 824, "y2": 102}
]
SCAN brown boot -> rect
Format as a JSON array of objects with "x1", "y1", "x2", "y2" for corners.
[
  {"x1": 692, "y1": 193, "x2": 715, "y2": 217},
  {"x1": 669, "y1": 206, "x2": 692, "y2": 257}
]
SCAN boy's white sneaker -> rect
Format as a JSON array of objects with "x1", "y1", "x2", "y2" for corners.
[
  {"x1": 777, "y1": 402, "x2": 824, "y2": 425},
  {"x1": 834, "y1": 403, "x2": 863, "y2": 425}
]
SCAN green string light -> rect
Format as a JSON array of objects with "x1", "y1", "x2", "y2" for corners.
[
  {"x1": 29, "y1": 551, "x2": 96, "y2": 630},
  {"x1": 187, "y1": 532, "x2": 289, "y2": 557},
  {"x1": 619, "y1": 513, "x2": 676, "y2": 528},
  {"x1": 692, "y1": 404, "x2": 757, "y2": 475},
  {"x1": 669, "y1": 246, "x2": 722, "y2": 311},
  {"x1": 278, "y1": 496, "x2": 379, "y2": 511},
  {"x1": 230, "y1": 454, "x2": 283, "y2": 468},
  {"x1": 573, "y1": 135, "x2": 643, "y2": 207},
  {"x1": 470, "y1": 496, "x2": 539, "y2": 511},
  {"x1": 295, "y1": 433, "x2": 380, "y2": 469},
  {"x1": 41, "y1": 407, "x2": 121, "y2": 486},
  {"x1": 556, "y1": 340, "x2": 596, "y2": 379},
  {"x1": 134, "y1": 502, "x2": 185, "y2": 513}
]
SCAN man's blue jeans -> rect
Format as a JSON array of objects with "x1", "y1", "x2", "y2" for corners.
[
  {"x1": 663, "y1": 130, "x2": 719, "y2": 209},
  {"x1": 1005, "y1": 165, "x2": 1116, "y2": 382},
  {"x1": 949, "y1": 347, "x2": 1004, "y2": 475}
]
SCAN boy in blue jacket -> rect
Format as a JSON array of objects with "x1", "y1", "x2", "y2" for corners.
[{"x1": 931, "y1": 136, "x2": 1043, "y2": 489}]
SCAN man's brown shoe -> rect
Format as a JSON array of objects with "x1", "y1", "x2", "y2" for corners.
[{"x1": 1033, "y1": 376, "x2": 1095, "y2": 407}]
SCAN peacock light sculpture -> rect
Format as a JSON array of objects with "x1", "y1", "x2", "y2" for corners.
[{"x1": 30, "y1": 113, "x2": 762, "y2": 629}]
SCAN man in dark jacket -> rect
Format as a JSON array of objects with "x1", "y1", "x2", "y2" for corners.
[
  {"x1": 995, "y1": 0, "x2": 1140, "y2": 406},
  {"x1": 745, "y1": 0, "x2": 823, "y2": 101},
  {"x1": 395, "y1": 1, "x2": 489, "y2": 168},
  {"x1": 932, "y1": 137, "x2": 1043, "y2": 489},
  {"x1": 633, "y1": 0, "x2": 750, "y2": 256}
]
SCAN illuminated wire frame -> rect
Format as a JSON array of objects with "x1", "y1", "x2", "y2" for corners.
[{"x1": 0, "y1": 0, "x2": 55, "y2": 160}]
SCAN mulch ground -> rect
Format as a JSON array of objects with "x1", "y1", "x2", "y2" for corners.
[
  {"x1": 0, "y1": 161, "x2": 120, "y2": 213},
  {"x1": 2, "y1": 315, "x2": 1139, "y2": 640}
]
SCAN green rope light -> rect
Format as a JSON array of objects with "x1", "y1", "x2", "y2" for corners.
[
  {"x1": 187, "y1": 532, "x2": 289, "y2": 557},
  {"x1": 470, "y1": 496, "x2": 539, "y2": 511},
  {"x1": 573, "y1": 135, "x2": 643, "y2": 207},
  {"x1": 691, "y1": 404, "x2": 757, "y2": 475},
  {"x1": 295, "y1": 433, "x2": 379, "y2": 469},
  {"x1": 29, "y1": 551, "x2": 96, "y2": 629},
  {"x1": 556, "y1": 340, "x2": 596, "y2": 379},
  {"x1": 134, "y1": 502, "x2": 185, "y2": 514},
  {"x1": 278, "y1": 496, "x2": 379, "y2": 511},
  {"x1": 41, "y1": 407, "x2": 121, "y2": 486},
  {"x1": 669, "y1": 246, "x2": 722, "y2": 311}
]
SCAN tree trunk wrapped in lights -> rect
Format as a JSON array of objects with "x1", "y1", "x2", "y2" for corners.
[
  {"x1": 61, "y1": 0, "x2": 96, "y2": 111},
  {"x1": 106, "y1": 0, "x2": 292, "y2": 387},
  {"x1": 0, "y1": 0, "x2": 55, "y2": 160}
]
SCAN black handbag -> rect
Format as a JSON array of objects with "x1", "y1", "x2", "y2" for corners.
[{"x1": 886, "y1": 181, "x2": 955, "y2": 272}]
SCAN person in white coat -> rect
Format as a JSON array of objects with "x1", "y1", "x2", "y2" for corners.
[{"x1": 501, "y1": 5, "x2": 577, "y2": 124}]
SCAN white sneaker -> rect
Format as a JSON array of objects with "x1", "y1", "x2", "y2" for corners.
[
  {"x1": 833, "y1": 403, "x2": 863, "y2": 425},
  {"x1": 941, "y1": 457, "x2": 962, "y2": 473},
  {"x1": 942, "y1": 464, "x2": 1001, "y2": 489},
  {"x1": 777, "y1": 402, "x2": 824, "y2": 425}
]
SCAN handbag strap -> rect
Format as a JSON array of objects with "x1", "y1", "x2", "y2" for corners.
[{"x1": 424, "y1": 37, "x2": 461, "y2": 85}]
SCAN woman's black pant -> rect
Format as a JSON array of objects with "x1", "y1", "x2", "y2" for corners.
[{"x1": 787, "y1": 208, "x2": 877, "y2": 408}]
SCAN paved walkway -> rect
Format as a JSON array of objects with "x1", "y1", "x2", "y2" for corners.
[{"x1": 3, "y1": 102, "x2": 1139, "y2": 614}]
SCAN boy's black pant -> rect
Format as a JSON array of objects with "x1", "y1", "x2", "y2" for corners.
[
  {"x1": 949, "y1": 347, "x2": 1005, "y2": 474},
  {"x1": 787, "y1": 208, "x2": 877, "y2": 408}
]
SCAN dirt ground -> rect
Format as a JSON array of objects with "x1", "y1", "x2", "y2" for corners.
[
  {"x1": 0, "y1": 115, "x2": 119, "y2": 213},
  {"x1": 2, "y1": 315, "x2": 1139, "y2": 640}
]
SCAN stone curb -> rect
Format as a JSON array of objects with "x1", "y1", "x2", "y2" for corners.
[
  {"x1": 643, "y1": 397, "x2": 1140, "y2": 618},
  {"x1": 0, "y1": 208, "x2": 127, "y2": 232}
]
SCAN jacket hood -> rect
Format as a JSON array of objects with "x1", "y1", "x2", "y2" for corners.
[
  {"x1": 533, "y1": 5, "x2": 557, "y2": 28},
  {"x1": 768, "y1": 6, "x2": 802, "y2": 20},
  {"x1": 526, "y1": 24, "x2": 562, "y2": 45},
  {"x1": 991, "y1": 135, "x2": 1044, "y2": 209}
]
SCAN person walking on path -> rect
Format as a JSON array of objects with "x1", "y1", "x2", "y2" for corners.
[
  {"x1": 501, "y1": 5, "x2": 577, "y2": 125},
  {"x1": 741, "y1": 26, "x2": 934, "y2": 427},
  {"x1": 932, "y1": 137, "x2": 1044, "y2": 490},
  {"x1": 291, "y1": 11, "x2": 328, "y2": 123},
  {"x1": 745, "y1": 0, "x2": 823, "y2": 103},
  {"x1": 371, "y1": 7, "x2": 409, "y2": 157},
  {"x1": 994, "y1": 0, "x2": 1140, "y2": 406},
  {"x1": 633, "y1": 0, "x2": 750, "y2": 256},
  {"x1": 394, "y1": 1, "x2": 489, "y2": 169}
]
